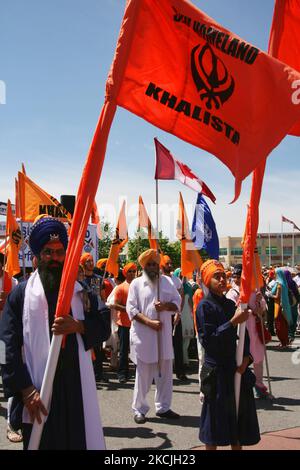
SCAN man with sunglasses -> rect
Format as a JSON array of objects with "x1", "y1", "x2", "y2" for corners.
[
  {"x1": 112, "y1": 262, "x2": 137, "y2": 383},
  {"x1": 126, "y1": 249, "x2": 182, "y2": 424},
  {"x1": 0, "y1": 216, "x2": 110, "y2": 449}
]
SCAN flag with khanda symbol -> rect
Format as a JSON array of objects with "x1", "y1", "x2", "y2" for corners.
[{"x1": 110, "y1": 0, "x2": 300, "y2": 200}]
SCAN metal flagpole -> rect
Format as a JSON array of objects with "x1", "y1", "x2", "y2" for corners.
[
  {"x1": 292, "y1": 225, "x2": 295, "y2": 268},
  {"x1": 281, "y1": 217, "x2": 284, "y2": 266},
  {"x1": 155, "y1": 179, "x2": 162, "y2": 378},
  {"x1": 268, "y1": 222, "x2": 271, "y2": 267}
]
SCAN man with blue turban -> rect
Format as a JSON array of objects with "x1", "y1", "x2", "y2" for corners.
[{"x1": 0, "y1": 216, "x2": 111, "y2": 449}]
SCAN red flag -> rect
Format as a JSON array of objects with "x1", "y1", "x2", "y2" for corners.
[
  {"x1": 154, "y1": 138, "x2": 216, "y2": 203},
  {"x1": 282, "y1": 215, "x2": 300, "y2": 232},
  {"x1": 108, "y1": 0, "x2": 300, "y2": 200},
  {"x1": 268, "y1": 0, "x2": 300, "y2": 136}
]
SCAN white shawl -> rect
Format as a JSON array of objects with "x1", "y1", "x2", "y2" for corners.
[{"x1": 22, "y1": 270, "x2": 105, "y2": 449}]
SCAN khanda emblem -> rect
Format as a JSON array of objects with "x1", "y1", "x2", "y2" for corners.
[
  {"x1": 191, "y1": 43, "x2": 235, "y2": 110},
  {"x1": 12, "y1": 228, "x2": 22, "y2": 246}
]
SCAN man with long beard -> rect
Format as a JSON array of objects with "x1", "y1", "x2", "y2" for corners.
[
  {"x1": 127, "y1": 249, "x2": 182, "y2": 424},
  {"x1": 0, "y1": 217, "x2": 111, "y2": 449}
]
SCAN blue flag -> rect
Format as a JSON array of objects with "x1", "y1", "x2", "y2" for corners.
[{"x1": 191, "y1": 193, "x2": 219, "y2": 260}]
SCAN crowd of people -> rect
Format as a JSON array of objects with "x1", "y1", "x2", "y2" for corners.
[{"x1": 0, "y1": 216, "x2": 299, "y2": 450}]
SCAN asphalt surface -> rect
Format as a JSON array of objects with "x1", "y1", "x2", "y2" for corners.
[{"x1": 0, "y1": 336, "x2": 299, "y2": 450}]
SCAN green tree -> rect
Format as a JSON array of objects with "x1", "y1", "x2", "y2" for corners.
[{"x1": 98, "y1": 220, "x2": 114, "y2": 259}]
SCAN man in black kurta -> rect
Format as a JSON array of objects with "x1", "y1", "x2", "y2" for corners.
[{"x1": 0, "y1": 217, "x2": 111, "y2": 449}]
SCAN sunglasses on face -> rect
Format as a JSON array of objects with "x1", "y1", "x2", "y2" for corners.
[{"x1": 127, "y1": 270, "x2": 136, "y2": 273}]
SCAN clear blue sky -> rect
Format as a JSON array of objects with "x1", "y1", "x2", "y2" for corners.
[{"x1": 1, "y1": 0, "x2": 299, "y2": 239}]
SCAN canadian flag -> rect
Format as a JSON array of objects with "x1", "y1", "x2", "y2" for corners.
[{"x1": 154, "y1": 138, "x2": 216, "y2": 203}]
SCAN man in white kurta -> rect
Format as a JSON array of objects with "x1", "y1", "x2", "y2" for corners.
[{"x1": 126, "y1": 249, "x2": 182, "y2": 424}]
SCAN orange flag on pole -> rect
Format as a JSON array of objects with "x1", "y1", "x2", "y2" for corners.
[
  {"x1": 240, "y1": 160, "x2": 266, "y2": 304},
  {"x1": 138, "y1": 196, "x2": 161, "y2": 252},
  {"x1": 18, "y1": 171, "x2": 72, "y2": 222},
  {"x1": 105, "y1": 201, "x2": 128, "y2": 277},
  {"x1": 177, "y1": 192, "x2": 203, "y2": 277},
  {"x1": 5, "y1": 199, "x2": 21, "y2": 278},
  {"x1": 109, "y1": 0, "x2": 300, "y2": 200},
  {"x1": 268, "y1": 0, "x2": 300, "y2": 136},
  {"x1": 241, "y1": 222, "x2": 264, "y2": 293},
  {"x1": 15, "y1": 178, "x2": 20, "y2": 219}
]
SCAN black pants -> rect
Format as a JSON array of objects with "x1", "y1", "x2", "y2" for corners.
[
  {"x1": 93, "y1": 344, "x2": 104, "y2": 377},
  {"x1": 118, "y1": 326, "x2": 130, "y2": 378},
  {"x1": 172, "y1": 316, "x2": 185, "y2": 376},
  {"x1": 266, "y1": 298, "x2": 275, "y2": 334}
]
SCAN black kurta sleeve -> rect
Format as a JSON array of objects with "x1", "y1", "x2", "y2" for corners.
[
  {"x1": 81, "y1": 293, "x2": 111, "y2": 350},
  {"x1": 0, "y1": 283, "x2": 33, "y2": 397},
  {"x1": 196, "y1": 300, "x2": 236, "y2": 360}
]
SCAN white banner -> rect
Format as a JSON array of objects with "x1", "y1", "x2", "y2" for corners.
[{"x1": 0, "y1": 222, "x2": 98, "y2": 267}]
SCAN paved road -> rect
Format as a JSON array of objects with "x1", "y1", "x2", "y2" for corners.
[{"x1": 0, "y1": 337, "x2": 299, "y2": 450}]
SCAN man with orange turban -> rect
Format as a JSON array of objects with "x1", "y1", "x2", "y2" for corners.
[
  {"x1": 109, "y1": 262, "x2": 137, "y2": 383},
  {"x1": 94, "y1": 258, "x2": 114, "y2": 301},
  {"x1": 126, "y1": 249, "x2": 182, "y2": 424},
  {"x1": 195, "y1": 259, "x2": 260, "y2": 450}
]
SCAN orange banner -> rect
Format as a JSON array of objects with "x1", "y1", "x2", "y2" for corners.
[
  {"x1": 5, "y1": 200, "x2": 21, "y2": 278},
  {"x1": 18, "y1": 171, "x2": 72, "y2": 222},
  {"x1": 108, "y1": 0, "x2": 300, "y2": 200},
  {"x1": 177, "y1": 192, "x2": 202, "y2": 277},
  {"x1": 138, "y1": 196, "x2": 160, "y2": 252},
  {"x1": 240, "y1": 160, "x2": 266, "y2": 304},
  {"x1": 105, "y1": 200, "x2": 128, "y2": 277}
]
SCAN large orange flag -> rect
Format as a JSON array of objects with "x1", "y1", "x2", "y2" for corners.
[
  {"x1": 5, "y1": 200, "x2": 21, "y2": 278},
  {"x1": 138, "y1": 196, "x2": 161, "y2": 252},
  {"x1": 105, "y1": 201, "x2": 128, "y2": 277},
  {"x1": 268, "y1": 0, "x2": 300, "y2": 136},
  {"x1": 177, "y1": 192, "x2": 202, "y2": 277},
  {"x1": 18, "y1": 171, "x2": 72, "y2": 222},
  {"x1": 108, "y1": 0, "x2": 300, "y2": 200}
]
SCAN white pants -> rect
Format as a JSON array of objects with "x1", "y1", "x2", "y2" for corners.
[
  {"x1": 182, "y1": 337, "x2": 191, "y2": 365},
  {"x1": 132, "y1": 359, "x2": 173, "y2": 416}
]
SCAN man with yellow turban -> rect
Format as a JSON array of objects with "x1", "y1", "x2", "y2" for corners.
[
  {"x1": 126, "y1": 249, "x2": 182, "y2": 424},
  {"x1": 195, "y1": 259, "x2": 260, "y2": 450},
  {"x1": 111, "y1": 262, "x2": 137, "y2": 383}
]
